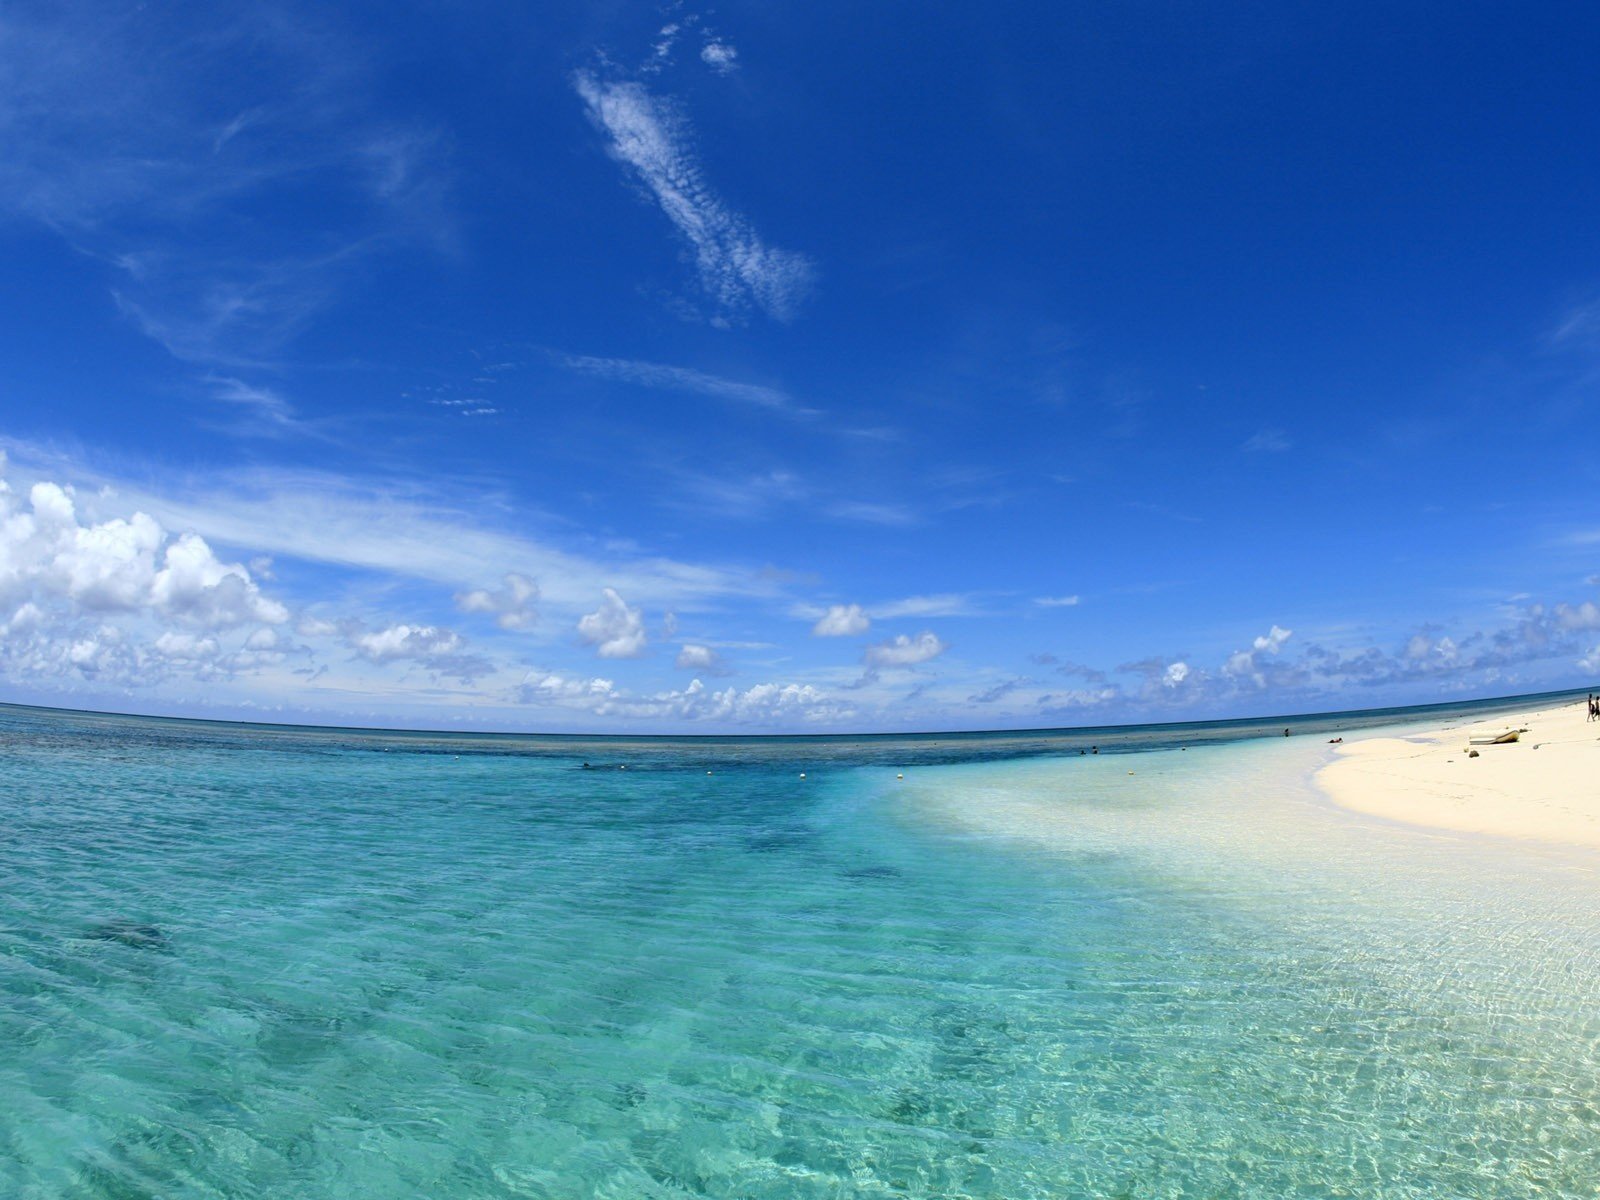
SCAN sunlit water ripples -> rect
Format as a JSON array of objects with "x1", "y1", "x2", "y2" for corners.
[{"x1": 1, "y1": 701, "x2": 1598, "y2": 1198}]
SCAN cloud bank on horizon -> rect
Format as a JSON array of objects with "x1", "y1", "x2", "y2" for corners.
[{"x1": 1, "y1": 1, "x2": 1598, "y2": 731}]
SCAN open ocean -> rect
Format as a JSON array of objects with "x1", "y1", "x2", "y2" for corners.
[{"x1": 2, "y1": 694, "x2": 1598, "y2": 1198}]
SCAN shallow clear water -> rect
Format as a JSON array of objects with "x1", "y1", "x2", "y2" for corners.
[{"x1": 2, "y1": 700, "x2": 1598, "y2": 1198}]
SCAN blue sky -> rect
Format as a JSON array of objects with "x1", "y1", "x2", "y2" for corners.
[{"x1": 2, "y1": 0, "x2": 1599, "y2": 731}]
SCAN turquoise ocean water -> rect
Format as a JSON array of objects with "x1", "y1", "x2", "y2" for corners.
[{"x1": 2, "y1": 694, "x2": 1598, "y2": 1198}]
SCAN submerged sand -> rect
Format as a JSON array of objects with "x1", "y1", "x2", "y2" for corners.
[{"x1": 1317, "y1": 698, "x2": 1600, "y2": 849}]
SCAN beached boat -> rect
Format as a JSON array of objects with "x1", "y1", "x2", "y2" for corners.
[{"x1": 1468, "y1": 729, "x2": 1522, "y2": 745}]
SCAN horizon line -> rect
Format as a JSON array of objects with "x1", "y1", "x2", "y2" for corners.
[{"x1": 0, "y1": 685, "x2": 1587, "y2": 744}]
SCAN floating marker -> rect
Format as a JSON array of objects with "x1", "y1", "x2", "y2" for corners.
[
  {"x1": 799, "y1": 772, "x2": 807, "y2": 779},
  {"x1": 896, "y1": 773, "x2": 904, "y2": 779}
]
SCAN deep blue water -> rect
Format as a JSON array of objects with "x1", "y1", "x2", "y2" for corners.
[{"x1": 2, "y1": 696, "x2": 1598, "y2": 1198}]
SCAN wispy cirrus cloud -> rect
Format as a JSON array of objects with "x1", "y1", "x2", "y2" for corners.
[
  {"x1": 872, "y1": 593, "x2": 981, "y2": 618},
  {"x1": 0, "y1": 3, "x2": 449, "y2": 409},
  {"x1": 1242, "y1": 428, "x2": 1292, "y2": 453},
  {"x1": 555, "y1": 352, "x2": 810, "y2": 415},
  {"x1": 202, "y1": 375, "x2": 306, "y2": 436},
  {"x1": 797, "y1": 593, "x2": 981, "y2": 631},
  {"x1": 663, "y1": 465, "x2": 921, "y2": 530},
  {"x1": 573, "y1": 71, "x2": 814, "y2": 322},
  {"x1": 824, "y1": 500, "x2": 917, "y2": 526},
  {"x1": 1548, "y1": 298, "x2": 1600, "y2": 349},
  {"x1": 672, "y1": 469, "x2": 807, "y2": 519}
]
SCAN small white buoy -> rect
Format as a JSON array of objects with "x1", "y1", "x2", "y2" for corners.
[
  {"x1": 707, "y1": 770, "x2": 713, "y2": 775},
  {"x1": 799, "y1": 772, "x2": 806, "y2": 779},
  {"x1": 896, "y1": 773, "x2": 904, "y2": 779}
]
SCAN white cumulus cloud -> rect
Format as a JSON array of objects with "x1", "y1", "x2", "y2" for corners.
[
  {"x1": 0, "y1": 459, "x2": 308, "y2": 692},
  {"x1": 456, "y1": 572, "x2": 539, "y2": 630},
  {"x1": 1253, "y1": 624, "x2": 1293, "y2": 653},
  {"x1": 1, "y1": 469, "x2": 287, "y2": 631},
  {"x1": 700, "y1": 41, "x2": 738, "y2": 74},
  {"x1": 352, "y1": 623, "x2": 462, "y2": 662},
  {"x1": 864, "y1": 631, "x2": 947, "y2": 668},
  {"x1": 518, "y1": 670, "x2": 849, "y2": 726},
  {"x1": 153, "y1": 631, "x2": 220, "y2": 663},
  {"x1": 577, "y1": 588, "x2": 647, "y2": 658},
  {"x1": 675, "y1": 643, "x2": 726, "y2": 673},
  {"x1": 813, "y1": 603, "x2": 870, "y2": 637},
  {"x1": 345, "y1": 622, "x2": 486, "y2": 683},
  {"x1": 1555, "y1": 601, "x2": 1600, "y2": 631}
]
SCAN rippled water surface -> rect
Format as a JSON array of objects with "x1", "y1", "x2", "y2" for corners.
[{"x1": 2, "y1": 700, "x2": 1598, "y2": 1198}]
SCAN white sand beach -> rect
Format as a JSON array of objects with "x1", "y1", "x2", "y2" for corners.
[{"x1": 1318, "y1": 698, "x2": 1600, "y2": 849}]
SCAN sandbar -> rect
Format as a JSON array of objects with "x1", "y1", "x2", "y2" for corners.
[{"x1": 1317, "y1": 698, "x2": 1600, "y2": 848}]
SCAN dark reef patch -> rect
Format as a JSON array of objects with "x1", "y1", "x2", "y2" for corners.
[
  {"x1": 841, "y1": 865, "x2": 902, "y2": 881},
  {"x1": 86, "y1": 921, "x2": 169, "y2": 950}
]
